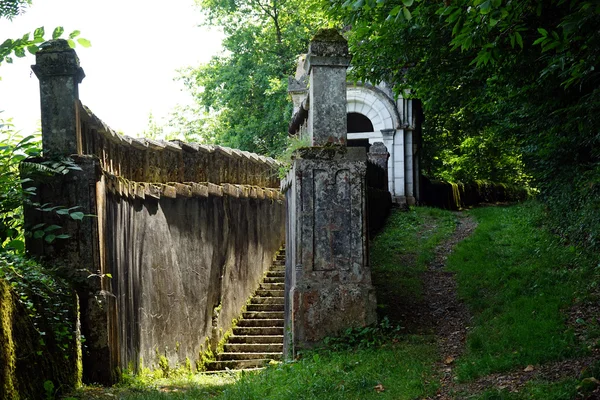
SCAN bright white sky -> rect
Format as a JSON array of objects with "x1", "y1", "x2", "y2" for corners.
[{"x1": 0, "y1": 0, "x2": 223, "y2": 138}]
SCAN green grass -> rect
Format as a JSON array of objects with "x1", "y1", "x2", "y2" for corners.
[
  {"x1": 63, "y1": 202, "x2": 600, "y2": 399},
  {"x1": 214, "y1": 337, "x2": 438, "y2": 400},
  {"x1": 469, "y1": 379, "x2": 579, "y2": 400},
  {"x1": 448, "y1": 202, "x2": 594, "y2": 381},
  {"x1": 370, "y1": 206, "x2": 456, "y2": 321}
]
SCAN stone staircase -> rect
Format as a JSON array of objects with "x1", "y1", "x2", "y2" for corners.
[{"x1": 206, "y1": 247, "x2": 285, "y2": 370}]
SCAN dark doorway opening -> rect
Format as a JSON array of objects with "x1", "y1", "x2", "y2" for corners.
[{"x1": 347, "y1": 112, "x2": 374, "y2": 133}]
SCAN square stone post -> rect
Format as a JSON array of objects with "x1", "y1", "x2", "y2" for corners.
[
  {"x1": 283, "y1": 30, "x2": 376, "y2": 357},
  {"x1": 306, "y1": 30, "x2": 351, "y2": 146},
  {"x1": 28, "y1": 40, "x2": 119, "y2": 384},
  {"x1": 31, "y1": 39, "x2": 85, "y2": 157}
]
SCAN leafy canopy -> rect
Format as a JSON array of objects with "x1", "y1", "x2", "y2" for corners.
[{"x1": 175, "y1": 0, "x2": 335, "y2": 157}]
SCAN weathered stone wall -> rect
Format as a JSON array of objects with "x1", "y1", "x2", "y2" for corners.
[
  {"x1": 27, "y1": 39, "x2": 286, "y2": 383},
  {"x1": 104, "y1": 185, "x2": 285, "y2": 371},
  {"x1": 78, "y1": 103, "x2": 280, "y2": 188}
]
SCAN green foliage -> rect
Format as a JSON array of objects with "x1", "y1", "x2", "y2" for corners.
[
  {"x1": 321, "y1": 317, "x2": 402, "y2": 351},
  {"x1": 0, "y1": 26, "x2": 90, "y2": 69},
  {"x1": 329, "y1": 0, "x2": 600, "y2": 253},
  {"x1": 0, "y1": 252, "x2": 76, "y2": 357},
  {"x1": 472, "y1": 379, "x2": 579, "y2": 400},
  {"x1": 447, "y1": 203, "x2": 594, "y2": 381},
  {"x1": 0, "y1": 0, "x2": 29, "y2": 20},
  {"x1": 0, "y1": 118, "x2": 84, "y2": 253},
  {"x1": 0, "y1": 119, "x2": 40, "y2": 252},
  {"x1": 175, "y1": 0, "x2": 335, "y2": 157},
  {"x1": 370, "y1": 207, "x2": 456, "y2": 320}
]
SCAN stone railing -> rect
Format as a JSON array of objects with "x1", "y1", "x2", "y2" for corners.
[{"x1": 78, "y1": 103, "x2": 281, "y2": 189}]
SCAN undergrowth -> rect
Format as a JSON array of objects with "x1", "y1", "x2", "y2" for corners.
[
  {"x1": 370, "y1": 206, "x2": 456, "y2": 321},
  {"x1": 448, "y1": 202, "x2": 596, "y2": 382}
]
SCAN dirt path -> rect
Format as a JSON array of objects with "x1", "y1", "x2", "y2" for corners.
[
  {"x1": 421, "y1": 211, "x2": 600, "y2": 399},
  {"x1": 420, "y1": 212, "x2": 477, "y2": 399}
]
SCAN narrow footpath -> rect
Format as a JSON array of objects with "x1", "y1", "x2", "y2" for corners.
[{"x1": 421, "y1": 212, "x2": 477, "y2": 399}]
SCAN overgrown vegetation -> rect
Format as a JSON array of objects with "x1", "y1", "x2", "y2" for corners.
[
  {"x1": 448, "y1": 203, "x2": 597, "y2": 381},
  {"x1": 64, "y1": 203, "x2": 600, "y2": 399},
  {"x1": 0, "y1": 119, "x2": 82, "y2": 398},
  {"x1": 370, "y1": 206, "x2": 455, "y2": 321},
  {"x1": 329, "y1": 0, "x2": 600, "y2": 254}
]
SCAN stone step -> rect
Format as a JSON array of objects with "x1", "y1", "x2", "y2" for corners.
[
  {"x1": 275, "y1": 254, "x2": 285, "y2": 261},
  {"x1": 233, "y1": 326, "x2": 283, "y2": 336},
  {"x1": 260, "y1": 283, "x2": 285, "y2": 290},
  {"x1": 255, "y1": 289, "x2": 285, "y2": 297},
  {"x1": 250, "y1": 296, "x2": 284, "y2": 305},
  {"x1": 246, "y1": 303, "x2": 284, "y2": 312},
  {"x1": 227, "y1": 335, "x2": 284, "y2": 344},
  {"x1": 263, "y1": 277, "x2": 284, "y2": 284},
  {"x1": 205, "y1": 359, "x2": 271, "y2": 371},
  {"x1": 267, "y1": 271, "x2": 285, "y2": 278},
  {"x1": 217, "y1": 352, "x2": 282, "y2": 361},
  {"x1": 223, "y1": 343, "x2": 283, "y2": 353},
  {"x1": 237, "y1": 319, "x2": 284, "y2": 328},
  {"x1": 242, "y1": 311, "x2": 284, "y2": 319}
]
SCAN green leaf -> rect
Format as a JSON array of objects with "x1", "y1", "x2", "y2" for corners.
[
  {"x1": 34, "y1": 27, "x2": 45, "y2": 38},
  {"x1": 6, "y1": 240, "x2": 24, "y2": 252},
  {"x1": 44, "y1": 234, "x2": 56, "y2": 243},
  {"x1": 67, "y1": 39, "x2": 75, "y2": 49},
  {"x1": 52, "y1": 26, "x2": 64, "y2": 39},
  {"x1": 515, "y1": 31, "x2": 523, "y2": 49},
  {"x1": 76, "y1": 38, "x2": 92, "y2": 48},
  {"x1": 33, "y1": 230, "x2": 45, "y2": 239},
  {"x1": 389, "y1": 5, "x2": 401, "y2": 16},
  {"x1": 537, "y1": 28, "x2": 548, "y2": 36},
  {"x1": 479, "y1": 0, "x2": 492, "y2": 14},
  {"x1": 402, "y1": 6, "x2": 412, "y2": 20},
  {"x1": 5, "y1": 56, "x2": 13, "y2": 63},
  {"x1": 44, "y1": 225, "x2": 62, "y2": 232},
  {"x1": 27, "y1": 45, "x2": 38, "y2": 55},
  {"x1": 69, "y1": 211, "x2": 84, "y2": 221},
  {"x1": 14, "y1": 48, "x2": 25, "y2": 58},
  {"x1": 55, "y1": 234, "x2": 70, "y2": 239},
  {"x1": 69, "y1": 30, "x2": 81, "y2": 39},
  {"x1": 402, "y1": 0, "x2": 414, "y2": 6}
]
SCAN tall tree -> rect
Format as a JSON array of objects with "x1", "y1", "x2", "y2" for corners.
[
  {"x1": 178, "y1": 0, "x2": 334, "y2": 157},
  {"x1": 329, "y1": 0, "x2": 600, "y2": 249}
]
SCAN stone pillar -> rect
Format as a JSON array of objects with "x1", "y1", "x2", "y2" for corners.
[
  {"x1": 368, "y1": 142, "x2": 390, "y2": 173},
  {"x1": 31, "y1": 39, "x2": 85, "y2": 157},
  {"x1": 29, "y1": 40, "x2": 119, "y2": 384},
  {"x1": 283, "y1": 30, "x2": 376, "y2": 357},
  {"x1": 404, "y1": 130, "x2": 415, "y2": 205},
  {"x1": 380, "y1": 129, "x2": 395, "y2": 195},
  {"x1": 306, "y1": 30, "x2": 351, "y2": 146}
]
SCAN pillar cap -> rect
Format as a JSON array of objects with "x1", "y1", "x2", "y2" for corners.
[
  {"x1": 31, "y1": 39, "x2": 85, "y2": 83},
  {"x1": 306, "y1": 29, "x2": 351, "y2": 71}
]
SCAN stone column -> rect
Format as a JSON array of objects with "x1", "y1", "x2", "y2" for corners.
[
  {"x1": 29, "y1": 40, "x2": 118, "y2": 384},
  {"x1": 31, "y1": 39, "x2": 85, "y2": 157},
  {"x1": 306, "y1": 30, "x2": 351, "y2": 145},
  {"x1": 283, "y1": 30, "x2": 376, "y2": 357},
  {"x1": 380, "y1": 129, "x2": 395, "y2": 195},
  {"x1": 404, "y1": 130, "x2": 415, "y2": 204}
]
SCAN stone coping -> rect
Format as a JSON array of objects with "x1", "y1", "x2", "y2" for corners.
[
  {"x1": 78, "y1": 102, "x2": 282, "y2": 187},
  {"x1": 104, "y1": 171, "x2": 285, "y2": 202}
]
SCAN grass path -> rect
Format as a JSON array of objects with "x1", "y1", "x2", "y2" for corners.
[{"x1": 62, "y1": 203, "x2": 600, "y2": 400}]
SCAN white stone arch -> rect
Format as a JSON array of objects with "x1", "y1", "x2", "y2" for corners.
[{"x1": 346, "y1": 85, "x2": 399, "y2": 132}]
